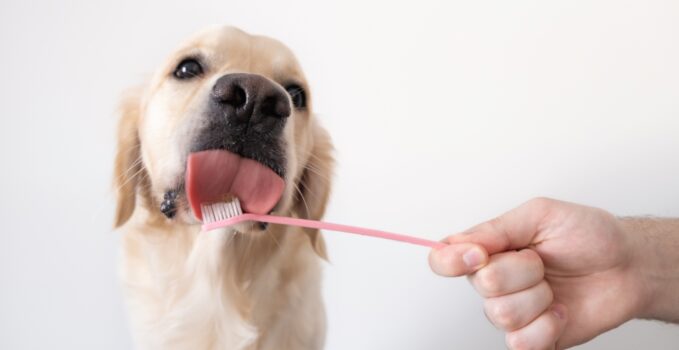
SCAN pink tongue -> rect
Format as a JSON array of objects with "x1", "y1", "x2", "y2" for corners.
[{"x1": 186, "y1": 150, "x2": 285, "y2": 221}]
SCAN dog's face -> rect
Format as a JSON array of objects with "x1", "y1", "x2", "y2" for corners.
[{"x1": 114, "y1": 27, "x2": 333, "y2": 248}]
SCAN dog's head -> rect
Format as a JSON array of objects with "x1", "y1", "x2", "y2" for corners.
[{"x1": 114, "y1": 26, "x2": 333, "y2": 255}]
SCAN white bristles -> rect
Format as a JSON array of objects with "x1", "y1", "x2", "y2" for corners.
[{"x1": 201, "y1": 198, "x2": 244, "y2": 223}]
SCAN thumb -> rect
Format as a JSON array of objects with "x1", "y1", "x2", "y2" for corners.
[
  {"x1": 446, "y1": 198, "x2": 554, "y2": 256},
  {"x1": 429, "y1": 243, "x2": 488, "y2": 276}
]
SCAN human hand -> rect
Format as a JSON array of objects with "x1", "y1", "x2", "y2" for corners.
[{"x1": 429, "y1": 198, "x2": 650, "y2": 349}]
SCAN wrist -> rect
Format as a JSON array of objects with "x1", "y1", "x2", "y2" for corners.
[{"x1": 622, "y1": 217, "x2": 679, "y2": 322}]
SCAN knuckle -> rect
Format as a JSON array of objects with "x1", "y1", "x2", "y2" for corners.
[
  {"x1": 486, "y1": 217, "x2": 506, "y2": 236},
  {"x1": 473, "y1": 220, "x2": 499, "y2": 236},
  {"x1": 539, "y1": 281, "x2": 555, "y2": 304},
  {"x1": 507, "y1": 327, "x2": 556, "y2": 350},
  {"x1": 485, "y1": 299, "x2": 519, "y2": 330},
  {"x1": 514, "y1": 250, "x2": 544, "y2": 284},
  {"x1": 526, "y1": 197, "x2": 554, "y2": 210},
  {"x1": 521, "y1": 249, "x2": 545, "y2": 273},
  {"x1": 520, "y1": 248, "x2": 540, "y2": 261},
  {"x1": 475, "y1": 266, "x2": 503, "y2": 296},
  {"x1": 505, "y1": 332, "x2": 530, "y2": 350},
  {"x1": 543, "y1": 315, "x2": 561, "y2": 340}
]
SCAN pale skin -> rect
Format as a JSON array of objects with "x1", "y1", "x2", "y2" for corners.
[{"x1": 429, "y1": 197, "x2": 679, "y2": 349}]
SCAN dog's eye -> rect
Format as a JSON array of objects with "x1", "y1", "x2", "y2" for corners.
[
  {"x1": 173, "y1": 59, "x2": 204, "y2": 80},
  {"x1": 285, "y1": 84, "x2": 306, "y2": 109}
]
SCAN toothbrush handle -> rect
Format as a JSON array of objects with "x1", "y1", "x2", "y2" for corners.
[{"x1": 202, "y1": 214, "x2": 446, "y2": 249}]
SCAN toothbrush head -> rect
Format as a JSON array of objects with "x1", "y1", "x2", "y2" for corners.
[{"x1": 200, "y1": 197, "x2": 244, "y2": 224}]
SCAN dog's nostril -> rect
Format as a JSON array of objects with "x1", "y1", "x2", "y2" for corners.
[
  {"x1": 213, "y1": 84, "x2": 247, "y2": 108},
  {"x1": 229, "y1": 86, "x2": 247, "y2": 108},
  {"x1": 260, "y1": 95, "x2": 291, "y2": 119}
]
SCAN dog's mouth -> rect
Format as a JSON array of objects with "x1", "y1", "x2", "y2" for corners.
[{"x1": 184, "y1": 149, "x2": 285, "y2": 222}]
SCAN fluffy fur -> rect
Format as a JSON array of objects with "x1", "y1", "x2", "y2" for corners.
[{"x1": 113, "y1": 26, "x2": 334, "y2": 350}]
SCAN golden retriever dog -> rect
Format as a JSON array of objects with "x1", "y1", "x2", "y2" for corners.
[{"x1": 113, "y1": 26, "x2": 333, "y2": 350}]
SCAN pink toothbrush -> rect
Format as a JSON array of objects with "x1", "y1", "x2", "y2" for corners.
[{"x1": 200, "y1": 198, "x2": 445, "y2": 249}]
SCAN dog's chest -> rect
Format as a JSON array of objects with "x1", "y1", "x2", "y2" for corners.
[{"x1": 121, "y1": 226, "x2": 324, "y2": 350}]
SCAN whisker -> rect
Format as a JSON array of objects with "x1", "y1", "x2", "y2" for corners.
[
  {"x1": 293, "y1": 182, "x2": 312, "y2": 218},
  {"x1": 115, "y1": 165, "x2": 146, "y2": 192},
  {"x1": 115, "y1": 154, "x2": 143, "y2": 183},
  {"x1": 302, "y1": 164, "x2": 331, "y2": 184}
]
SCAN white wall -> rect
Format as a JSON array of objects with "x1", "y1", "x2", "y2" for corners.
[{"x1": 1, "y1": 0, "x2": 678, "y2": 349}]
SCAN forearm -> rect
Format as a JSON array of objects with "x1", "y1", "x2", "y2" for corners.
[{"x1": 622, "y1": 217, "x2": 679, "y2": 323}]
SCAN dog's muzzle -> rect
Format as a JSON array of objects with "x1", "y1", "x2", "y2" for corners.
[
  {"x1": 162, "y1": 73, "x2": 292, "y2": 220},
  {"x1": 191, "y1": 73, "x2": 290, "y2": 177}
]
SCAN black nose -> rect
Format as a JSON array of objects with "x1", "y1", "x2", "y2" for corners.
[{"x1": 211, "y1": 73, "x2": 291, "y2": 132}]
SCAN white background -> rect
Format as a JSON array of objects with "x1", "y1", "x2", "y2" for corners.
[{"x1": 1, "y1": 0, "x2": 679, "y2": 349}]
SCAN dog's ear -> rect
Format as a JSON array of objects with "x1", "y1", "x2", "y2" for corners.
[
  {"x1": 294, "y1": 120, "x2": 334, "y2": 259},
  {"x1": 113, "y1": 90, "x2": 143, "y2": 228}
]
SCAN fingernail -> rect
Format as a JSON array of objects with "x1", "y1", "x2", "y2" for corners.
[
  {"x1": 551, "y1": 304, "x2": 567, "y2": 320},
  {"x1": 462, "y1": 248, "x2": 483, "y2": 269}
]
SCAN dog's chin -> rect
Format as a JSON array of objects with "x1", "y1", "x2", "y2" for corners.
[{"x1": 229, "y1": 220, "x2": 268, "y2": 234}]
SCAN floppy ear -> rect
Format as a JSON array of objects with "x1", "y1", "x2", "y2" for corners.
[
  {"x1": 113, "y1": 90, "x2": 143, "y2": 228},
  {"x1": 294, "y1": 121, "x2": 334, "y2": 259}
]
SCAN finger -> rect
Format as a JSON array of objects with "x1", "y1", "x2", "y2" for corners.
[
  {"x1": 429, "y1": 243, "x2": 488, "y2": 276},
  {"x1": 505, "y1": 304, "x2": 568, "y2": 350},
  {"x1": 446, "y1": 197, "x2": 558, "y2": 255},
  {"x1": 469, "y1": 249, "x2": 544, "y2": 297},
  {"x1": 484, "y1": 280, "x2": 554, "y2": 331}
]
